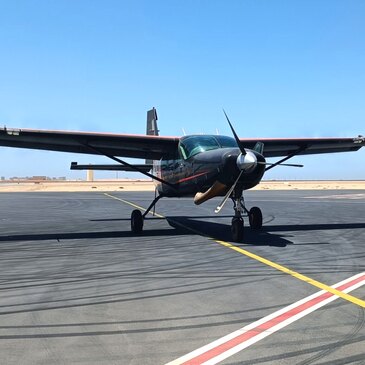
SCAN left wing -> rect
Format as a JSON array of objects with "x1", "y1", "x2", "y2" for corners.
[
  {"x1": 240, "y1": 136, "x2": 365, "y2": 158},
  {"x1": 70, "y1": 162, "x2": 153, "y2": 172},
  {"x1": 0, "y1": 127, "x2": 180, "y2": 160}
]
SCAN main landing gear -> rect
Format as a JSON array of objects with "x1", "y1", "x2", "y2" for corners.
[
  {"x1": 130, "y1": 193, "x2": 163, "y2": 233},
  {"x1": 130, "y1": 190, "x2": 262, "y2": 243},
  {"x1": 231, "y1": 189, "x2": 262, "y2": 242}
]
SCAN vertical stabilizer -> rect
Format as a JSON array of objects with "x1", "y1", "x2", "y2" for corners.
[
  {"x1": 146, "y1": 108, "x2": 159, "y2": 164},
  {"x1": 146, "y1": 107, "x2": 159, "y2": 136}
]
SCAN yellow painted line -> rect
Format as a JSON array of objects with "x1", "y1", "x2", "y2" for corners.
[
  {"x1": 214, "y1": 240, "x2": 365, "y2": 308},
  {"x1": 103, "y1": 193, "x2": 164, "y2": 218},
  {"x1": 103, "y1": 193, "x2": 365, "y2": 308}
]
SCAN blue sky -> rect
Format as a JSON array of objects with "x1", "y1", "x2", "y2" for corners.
[{"x1": 0, "y1": 0, "x2": 364, "y2": 179}]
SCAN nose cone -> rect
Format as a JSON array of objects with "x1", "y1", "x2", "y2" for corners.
[{"x1": 236, "y1": 151, "x2": 257, "y2": 172}]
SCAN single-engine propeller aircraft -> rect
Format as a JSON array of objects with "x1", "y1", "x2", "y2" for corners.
[{"x1": 1, "y1": 108, "x2": 364, "y2": 241}]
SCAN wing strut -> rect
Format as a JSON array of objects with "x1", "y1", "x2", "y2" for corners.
[
  {"x1": 83, "y1": 143, "x2": 178, "y2": 190},
  {"x1": 265, "y1": 146, "x2": 307, "y2": 172}
]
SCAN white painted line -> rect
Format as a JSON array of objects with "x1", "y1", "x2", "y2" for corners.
[
  {"x1": 166, "y1": 272, "x2": 365, "y2": 365},
  {"x1": 304, "y1": 193, "x2": 365, "y2": 200}
]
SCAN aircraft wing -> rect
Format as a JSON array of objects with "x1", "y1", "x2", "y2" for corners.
[
  {"x1": 0, "y1": 127, "x2": 363, "y2": 160},
  {"x1": 240, "y1": 136, "x2": 365, "y2": 158},
  {"x1": 0, "y1": 127, "x2": 179, "y2": 160}
]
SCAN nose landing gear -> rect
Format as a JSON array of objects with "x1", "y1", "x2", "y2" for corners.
[
  {"x1": 231, "y1": 216, "x2": 244, "y2": 242},
  {"x1": 231, "y1": 188, "x2": 262, "y2": 242}
]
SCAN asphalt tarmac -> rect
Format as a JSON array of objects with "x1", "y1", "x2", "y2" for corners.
[{"x1": 0, "y1": 190, "x2": 364, "y2": 365}]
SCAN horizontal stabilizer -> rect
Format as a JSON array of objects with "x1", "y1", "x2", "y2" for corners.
[{"x1": 70, "y1": 162, "x2": 152, "y2": 172}]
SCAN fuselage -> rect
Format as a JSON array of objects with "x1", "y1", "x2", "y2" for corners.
[{"x1": 152, "y1": 135, "x2": 266, "y2": 197}]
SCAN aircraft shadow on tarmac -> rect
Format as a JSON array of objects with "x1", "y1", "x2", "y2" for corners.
[
  {"x1": 166, "y1": 217, "x2": 293, "y2": 247},
  {"x1": 165, "y1": 217, "x2": 365, "y2": 247},
  {"x1": 89, "y1": 215, "x2": 294, "y2": 247},
  {"x1": 0, "y1": 228, "x2": 191, "y2": 243},
  {"x1": 0, "y1": 218, "x2": 364, "y2": 247}
]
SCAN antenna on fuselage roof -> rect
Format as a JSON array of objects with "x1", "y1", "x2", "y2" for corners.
[
  {"x1": 216, "y1": 128, "x2": 220, "y2": 135},
  {"x1": 182, "y1": 128, "x2": 186, "y2": 136}
]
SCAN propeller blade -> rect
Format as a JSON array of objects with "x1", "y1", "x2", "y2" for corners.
[
  {"x1": 257, "y1": 162, "x2": 304, "y2": 168},
  {"x1": 215, "y1": 171, "x2": 243, "y2": 213},
  {"x1": 271, "y1": 163, "x2": 303, "y2": 168},
  {"x1": 223, "y1": 109, "x2": 246, "y2": 155}
]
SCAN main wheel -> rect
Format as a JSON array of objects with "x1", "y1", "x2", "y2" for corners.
[
  {"x1": 231, "y1": 217, "x2": 244, "y2": 242},
  {"x1": 131, "y1": 209, "x2": 143, "y2": 233},
  {"x1": 249, "y1": 206, "x2": 262, "y2": 230}
]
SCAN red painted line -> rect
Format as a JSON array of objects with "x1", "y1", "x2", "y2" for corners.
[
  {"x1": 180, "y1": 273, "x2": 365, "y2": 365},
  {"x1": 176, "y1": 171, "x2": 209, "y2": 183}
]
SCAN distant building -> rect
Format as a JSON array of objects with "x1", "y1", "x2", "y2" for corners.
[
  {"x1": 9, "y1": 176, "x2": 67, "y2": 181},
  {"x1": 29, "y1": 176, "x2": 47, "y2": 181},
  {"x1": 87, "y1": 170, "x2": 94, "y2": 182}
]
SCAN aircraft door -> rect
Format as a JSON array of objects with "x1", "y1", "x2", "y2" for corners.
[{"x1": 177, "y1": 143, "x2": 192, "y2": 182}]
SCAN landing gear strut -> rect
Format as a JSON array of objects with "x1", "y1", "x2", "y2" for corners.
[
  {"x1": 230, "y1": 188, "x2": 262, "y2": 242},
  {"x1": 130, "y1": 193, "x2": 163, "y2": 233}
]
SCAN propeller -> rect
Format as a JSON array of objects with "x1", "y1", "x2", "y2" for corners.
[
  {"x1": 257, "y1": 162, "x2": 303, "y2": 168},
  {"x1": 223, "y1": 114, "x2": 303, "y2": 170},
  {"x1": 223, "y1": 109, "x2": 246, "y2": 155},
  {"x1": 215, "y1": 110, "x2": 257, "y2": 213},
  {"x1": 223, "y1": 109, "x2": 258, "y2": 173},
  {"x1": 215, "y1": 110, "x2": 303, "y2": 213}
]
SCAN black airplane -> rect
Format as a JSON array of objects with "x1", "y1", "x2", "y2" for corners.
[{"x1": 1, "y1": 108, "x2": 364, "y2": 242}]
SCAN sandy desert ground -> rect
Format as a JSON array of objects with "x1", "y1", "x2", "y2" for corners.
[{"x1": 0, "y1": 179, "x2": 364, "y2": 192}]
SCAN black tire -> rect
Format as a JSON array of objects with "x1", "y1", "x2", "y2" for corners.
[
  {"x1": 249, "y1": 206, "x2": 262, "y2": 230},
  {"x1": 231, "y1": 217, "x2": 244, "y2": 242},
  {"x1": 131, "y1": 210, "x2": 143, "y2": 233}
]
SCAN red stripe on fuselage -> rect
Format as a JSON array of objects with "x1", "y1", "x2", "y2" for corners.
[{"x1": 176, "y1": 171, "x2": 209, "y2": 184}]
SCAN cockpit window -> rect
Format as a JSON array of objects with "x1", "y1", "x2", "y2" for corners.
[
  {"x1": 215, "y1": 135, "x2": 238, "y2": 148},
  {"x1": 179, "y1": 135, "x2": 237, "y2": 159},
  {"x1": 179, "y1": 136, "x2": 219, "y2": 159}
]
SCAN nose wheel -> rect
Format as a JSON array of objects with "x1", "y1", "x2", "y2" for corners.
[
  {"x1": 230, "y1": 189, "x2": 263, "y2": 242},
  {"x1": 231, "y1": 217, "x2": 244, "y2": 242}
]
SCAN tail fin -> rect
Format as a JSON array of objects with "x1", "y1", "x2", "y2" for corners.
[
  {"x1": 146, "y1": 107, "x2": 159, "y2": 164},
  {"x1": 146, "y1": 107, "x2": 159, "y2": 136}
]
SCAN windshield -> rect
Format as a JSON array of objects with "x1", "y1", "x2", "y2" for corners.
[
  {"x1": 179, "y1": 135, "x2": 237, "y2": 159},
  {"x1": 215, "y1": 135, "x2": 238, "y2": 148}
]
